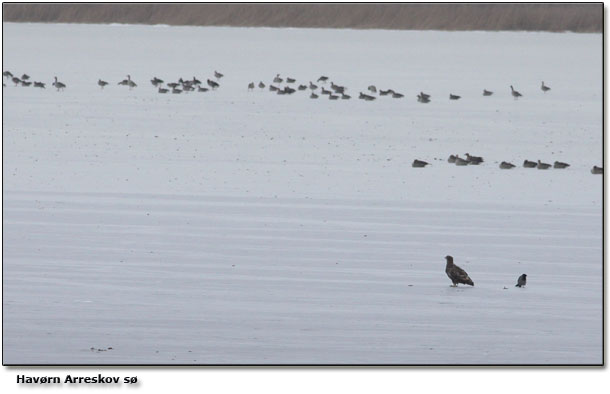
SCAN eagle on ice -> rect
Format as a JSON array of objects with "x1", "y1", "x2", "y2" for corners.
[{"x1": 445, "y1": 255, "x2": 474, "y2": 286}]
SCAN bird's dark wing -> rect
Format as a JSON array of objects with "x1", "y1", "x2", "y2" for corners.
[{"x1": 450, "y1": 265, "x2": 474, "y2": 285}]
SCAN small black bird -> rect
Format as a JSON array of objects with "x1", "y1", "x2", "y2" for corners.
[{"x1": 516, "y1": 274, "x2": 527, "y2": 287}]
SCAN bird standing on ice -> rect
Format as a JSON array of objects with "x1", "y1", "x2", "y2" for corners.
[
  {"x1": 445, "y1": 255, "x2": 474, "y2": 287},
  {"x1": 516, "y1": 274, "x2": 527, "y2": 287},
  {"x1": 510, "y1": 85, "x2": 522, "y2": 99}
]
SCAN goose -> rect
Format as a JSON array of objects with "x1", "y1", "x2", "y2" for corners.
[
  {"x1": 191, "y1": 77, "x2": 201, "y2": 85},
  {"x1": 309, "y1": 81, "x2": 318, "y2": 90},
  {"x1": 392, "y1": 92, "x2": 404, "y2": 98},
  {"x1": 197, "y1": 86, "x2": 209, "y2": 92},
  {"x1": 98, "y1": 79, "x2": 108, "y2": 89},
  {"x1": 21, "y1": 81, "x2": 32, "y2": 87},
  {"x1": 359, "y1": 92, "x2": 376, "y2": 101},
  {"x1": 448, "y1": 154, "x2": 457, "y2": 163},
  {"x1": 182, "y1": 84, "x2": 194, "y2": 92},
  {"x1": 127, "y1": 78, "x2": 137, "y2": 89},
  {"x1": 171, "y1": 87, "x2": 182, "y2": 94},
  {"x1": 417, "y1": 93, "x2": 430, "y2": 103},
  {"x1": 33, "y1": 81, "x2": 45, "y2": 88},
  {"x1": 332, "y1": 85, "x2": 345, "y2": 94},
  {"x1": 329, "y1": 94, "x2": 339, "y2": 100},
  {"x1": 21, "y1": 73, "x2": 30, "y2": 80},
  {"x1": 499, "y1": 161, "x2": 516, "y2": 169},
  {"x1": 273, "y1": 74, "x2": 283, "y2": 84},
  {"x1": 523, "y1": 160, "x2": 537, "y2": 168},
  {"x1": 52, "y1": 76, "x2": 66, "y2": 91},
  {"x1": 368, "y1": 85, "x2": 377, "y2": 93},
  {"x1": 541, "y1": 81, "x2": 551, "y2": 93},
  {"x1": 510, "y1": 85, "x2": 522, "y2": 99},
  {"x1": 167, "y1": 82, "x2": 179, "y2": 89},
  {"x1": 276, "y1": 89, "x2": 286, "y2": 95},
  {"x1": 310, "y1": 92, "x2": 319, "y2": 99},
  {"x1": 12, "y1": 76, "x2": 21, "y2": 86},
  {"x1": 465, "y1": 153, "x2": 483, "y2": 164},
  {"x1": 455, "y1": 157, "x2": 469, "y2": 166},
  {"x1": 283, "y1": 86, "x2": 296, "y2": 94},
  {"x1": 150, "y1": 77, "x2": 163, "y2": 86},
  {"x1": 483, "y1": 89, "x2": 493, "y2": 96},
  {"x1": 321, "y1": 87, "x2": 332, "y2": 95},
  {"x1": 449, "y1": 94, "x2": 461, "y2": 100},
  {"x1": 269, "y1": 85, "x2": 279, "y2": 92},
  {"x1": 3, "y1": 71, "x2": 13, "y2": 78},
  {"x1": 537, "y1": 160, "x2": 551, "y2": 170},
  {"x1": 317, "y1": 75, "x2": 329, "y2": 83},
  {"x1": 341, "y1": 93, "x2": 351, "y2": 100},
  {"x1": 379, "y1": 89, "x2": 392, "y2": 96},
  {"x1": 207, "y1": 79, "x2": 219, "y2": 89},
  {"x1": 118, "y1": 75, "x2": 136, "y2": 88},
  {"x1": 214, "y1": 70, "x2": 224, "y2": 79},
  {"x1": 258, "y1": 81, "x2": 266, "y2": 89},
  {"x1": 297, "y1": 84, "x2": 307, "y2": 91},
  {"x1": 158, "y1": 87, "x2": 169, "y2": 94},
  {"x1": 591, "y1": 166, "x2": 603, "y2": 174},
  {"x1": 412, "y1": 159, "x2": 429, "y2": 168},
  {"x1": 419, "y1": 92, "x2": 431, "y2": 100},
  {"x1": 286, "y1": 77, "x2": 296, "y2": 84},
  {"x1": 248, "y1": 82, "x2": 255, "y2": 91},
  {"x1": 553, "y1": 161, "x2": 570, "y2": 169},
  {"x1": 330, "y1": 82, "x2": 345, "y2": 93}
]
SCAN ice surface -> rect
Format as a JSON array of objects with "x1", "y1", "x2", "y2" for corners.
[{"x1": 2, "y1": 23, "x2": 602, "y2": 364}]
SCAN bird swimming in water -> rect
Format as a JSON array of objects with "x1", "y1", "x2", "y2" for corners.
[
  {"x1": 445, "y1": 255, "x2": 474, "y2": 287},
  {"x1": 516, "y1": 274, "x2": 527, "y2": 287}
]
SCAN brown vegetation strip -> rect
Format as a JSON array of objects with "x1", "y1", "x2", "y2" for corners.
[{"x1": 2, "y1": 3, "x2": 602, "y2": 33}]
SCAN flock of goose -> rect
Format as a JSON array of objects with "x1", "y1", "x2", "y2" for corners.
[
  {"x1": 4, "y1": 70, "x2": 553, "y2": 102},
  {"x1": 2, "y1": 71, "x2": 57, "y2": 89},
  {"x1": 2, "y1": 70, "x2": 225, "y2": 94},
  {"x1": 3, "y1": 70, "x2": 602, "y2": 174},
  {"x1": 411, "y1": 154, "x2": 602, "y2": 175},
  {"x1": 247, "y1": 74, "x2": 552, "y2": 102}
]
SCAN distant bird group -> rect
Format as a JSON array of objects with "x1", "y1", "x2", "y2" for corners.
[
  {"x1": 250, "y1": 74, "x2": 360, "y2": 100},
  {"x1": 445, "y1": 255, "x2": 527, "y2": 289},
  {"x1": 144, "y1": 72, "x2": 222, "y2": 94},
  {"x1": 447, "y1": 153, "x2": 484, "y2": 166},
  {"x1": 413, "y1": 153, "x2": 601, "y2": 175},
  {"x1": 3, "y1": 69, "x2": 553, "y2": 103},
  {"x1": 2, "y1": 69, "x2": 225, "y2": 94},
  {"x1": 522, "y1": 160, "x2": 571, "y2": 170},
  {"x1": 2, "y1": 70, "x2": 48, "y2": 89}
]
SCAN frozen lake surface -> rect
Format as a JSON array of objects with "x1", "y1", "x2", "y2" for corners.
[{"x1": 2, "y1": 23, "x2": 602, "y2": 364}]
